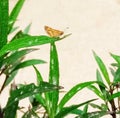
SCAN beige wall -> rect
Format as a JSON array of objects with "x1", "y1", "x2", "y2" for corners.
[{"x1": 3, "y1": 0, "x2": 120, "y2": 117}]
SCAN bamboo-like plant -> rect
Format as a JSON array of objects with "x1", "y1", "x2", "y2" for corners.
[{"x1": 0, "y1": 1, "x2": 62, "y2": 117}]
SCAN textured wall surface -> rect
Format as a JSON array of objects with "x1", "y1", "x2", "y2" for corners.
[{"x1": 3, "y1": 0, "x2": 120, "y2": 117}]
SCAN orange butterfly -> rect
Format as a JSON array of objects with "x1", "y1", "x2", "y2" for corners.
[{"x1": 44, "y1": 25, "x2": 64, "y2": 37}]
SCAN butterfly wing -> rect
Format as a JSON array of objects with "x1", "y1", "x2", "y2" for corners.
[{"x1": 44, "y1": 26, "x2": 64, "y2": 37}]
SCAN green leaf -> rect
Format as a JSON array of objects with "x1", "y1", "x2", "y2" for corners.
[
  {"x1": 57, "y1": 81, "x2": 105, "y2": 112},
  {"x1": 8, "y1": 0, "x2": 25, "y2": 33},
  {"x1": 33, "y1": 65, "x2": 43, "y2": 84},
  {"x1": 108, "y1": 92, "x2": 120, "y2": 101},
  {"x1": 76, "y1": 111, "x2": 109, "y2": 118},
  {"x1": 111, "y1": 53, "x2": 120, "y2": 65},
  {"x1": 11, "y1": 30, "x2": 28, "y2": 41},
  {"x1": 113, "y1": 67, "x2": 120, "y2": 83},
  {"x1": 2, "y1": 48, "x2": 38, "y2": 66},
  {"x1": 5, "y1": 82, "x2": 60, "y2": 108},
  {"x1": 70, "y1": 109, "x2": 83, "y2": 115},
  {"x1": 23, "y1": 23, "x2": 32, "y2": 34},
  {"x1": 48, "y1": 42, "x2": 59, "y2": 114},
  {"x1": 0, "y1": 35, "x2": 57, "y2": 57},
  {"x1": 4, "y1": 101, "x2": 18, "y2": 118},
  {"x1": 12, "y1": 59, "x2": 46, "y2": 71},
  {"x1": 4, "y1": 70, "x2": 18, "y2": 87},
  {"x1": 0, "y1": 0, "x2": 8, "y2": 49},
  {"x1": 90, "y1": 103, "x2": 108, "y2": 111},
  {"x1": 82, "y1": 104, "x2": 88, "y2": 114},
  {"x1": 89, "y1": 103, "x2": 103, "y2": 111},
  {"x1": 93, "y1": 51, "x2": 110, "y2": 85},
  {"x1": 96, "y1": 70, "x2": 106, "y2": 91},
  {"x1": 96, "y1": 70, "x2": 110, "y2": 101},
  {"x1": 55, "y1": 99, "x2": 97, "y2": 118},
  {"x1": 87, "y1": 85, "x2": 104, "y2": 100}
]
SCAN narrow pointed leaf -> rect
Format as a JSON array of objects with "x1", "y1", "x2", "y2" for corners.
[
  {"x1": 0, "y1": 35, "x2": 57, "y2": 57},
  {"x1": 87, "y1": 85, "x2": 104, "y2": 100},
  {"x1": 58, "y1": 81, "x2": 106, "y2": 112},
  {"x1": 55, "y1": 99, "x2": 97, "y2": 118},
  {"x1": 108, "y1": 92, "x2": 120, "y2": 101},
  {"x1": 2, "y1": 48, "x2": 38, "y2": 66},
  {"x1": 0, "y1": 0, "x2": 8, "y2": 49},
  {"x1": 33, "y1": 65, "x2": 43, "y2": 83},
  {"x1": 93, "y1": 51, "x2": 110, "y2": 85},
  {"x1": 4, "y1": 101, "x2": 18, "y2": 118},
  {"x1": 110, "y1": 53, "x2": 120, "y2": 65},
  {"x1": 76, "y1": 111, "x2": 109, "y2": 118},
  {"x1": 48, "y1": 42, "x2": 59, "y2": 113},
  {"x1": 113, "y1": 68, "x2": 120, "y2": 83},
  {"x1": 13, "y1": 59, "x2": 46, "y2": 71},
  {"x1": 6, "y1": 82, "x2": 60, "y2": 108},
  {"x1": 4, "y1": 70, "x2": 18, "y2": 87},
  {"x1": 23, "y1": 23, "x2": 32, "y2": 34},
  {"x1": 8, "y1": 0, "x2": 25, "y2": 33}
]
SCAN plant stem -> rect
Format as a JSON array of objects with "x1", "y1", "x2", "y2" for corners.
[
  {"x1": 109, "y1": 86, "x2": 116, "y2": 118},
  {"x1": 0, "y1": 75, "x2": 8, "y2": 94}
]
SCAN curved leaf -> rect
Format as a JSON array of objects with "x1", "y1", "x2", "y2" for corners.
[
  {"x1": 9, "y1": 0, "x2": 25, "y2": 33},
  {"x1": 93, "y1": 51, "x2": 110, "y2": 85},
  {"x1": 57, "y1": 81, "x2": 106, "y2": 112},
  {"x1": 55, "y1": 99, "x2": 97, "y2": 118},
  {"x1": 87, "y1": 85, "x2": 104, "y2": 100},
  {"x1": 0, "y1": 35, "x2": 57, "y2": 57},
  {"x1": 5, "y1": 82, "x2": 60, "y2": 108},
  {"x1": 108, "y1": 92, "x2": 120, "y2": 101},
  {"x1": 12, "y1": 59, "x2": 46, "y2": 71}
]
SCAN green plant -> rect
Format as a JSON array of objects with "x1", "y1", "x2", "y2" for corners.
[
  {"x1": 73, "y1": 52, "x2": 120, "y2": 118},
  {"x1": 0, "y1": 0, "x2": 62, "y2": 117},
  {"x1": 21, "y1": 41, "x2": 99, "y2": 118}
]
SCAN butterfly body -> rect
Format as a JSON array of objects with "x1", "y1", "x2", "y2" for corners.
[{"x1": 44, "y1": 26, "x2": 64, "y2": 37}]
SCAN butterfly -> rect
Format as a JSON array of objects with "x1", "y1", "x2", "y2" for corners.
[{"x1": 44, "y1": 25, "x2": 64, "y2": 37}]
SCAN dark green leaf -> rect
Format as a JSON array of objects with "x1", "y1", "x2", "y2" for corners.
[
  {"x1": 82, "y1": 104, "x2": 88, "y2": 114},
  {"x1": 48, "y1": 42, "x2": 59, "y2": 114},
  {"x1": 4, "y1": 101, "x2": 18, "y2": 118},
  {"x1": 9, "y1": 0, "x2": 25, "y2": 33},
  {"x1": 93, "y1": 51, "x2": 110, "y2": 85},
  {"x1": 6, "y1": 82, "x2": 60, "y2": 108},
  {"x1": 0, "y1": 35, "x2": 57, "y2": 57},
  {"x1": 0, "y1": 0, "x2": 8, "y2": 49}
]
